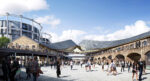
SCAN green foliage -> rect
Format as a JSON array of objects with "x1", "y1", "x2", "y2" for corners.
[{"x1": 0, "y1": 37, "x2": 10, "y2": 48}]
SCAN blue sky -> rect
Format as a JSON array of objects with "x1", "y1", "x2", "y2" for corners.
[{"x1": 1, "y1": 0, "x2": 150, "y2": 43}]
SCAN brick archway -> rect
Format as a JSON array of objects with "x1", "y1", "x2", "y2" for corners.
[
  {"x1": 115, "y1": 54, "x2": 125, "y2": 61},
  {"x1": 145, "y1": 51, "x2": 150, "y2": 67},
  {"x1": 102, "y1": 57, "x2": 106, "y2": 60},
  {"x1": 108, "y1": 55, "x2": 112, "y2": 60},
  {"x1": 127, "y1": 53, "x2": 141, "y2": 62}
]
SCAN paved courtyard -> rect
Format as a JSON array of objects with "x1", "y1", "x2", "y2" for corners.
[{"x1": 20, "y1": 65, "x2": 150, "y2": 81}]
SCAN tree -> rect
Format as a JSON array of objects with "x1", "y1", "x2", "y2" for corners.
[{"x1": 0, "y1": 37, "x2": 10, "y2": 48}]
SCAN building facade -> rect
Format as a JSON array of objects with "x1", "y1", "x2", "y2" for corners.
[
  {"x1": 92, "y1": 37, "x2": 150, "y2": 69},
  {"x1": 0, "y1": 13, "x2": 50, "y2": 44}
]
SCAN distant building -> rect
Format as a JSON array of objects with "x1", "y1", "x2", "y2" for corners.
[
  {"x1": 0, "y1": 13, "x2": 50, "y2": 44},
  {"x1": 80, "y1": 31, "x2": 150, "y2": 69}
]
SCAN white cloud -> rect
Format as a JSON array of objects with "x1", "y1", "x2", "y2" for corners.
[
  {"x1": 0, "y1": 0, "x2": 49, "y2": 15},
  {"x1": 45, "y1": 30, "x2": 86, "y2": 43},
  {"x1": 84, "y1": 20, "x2": 150, "y2": 41},
  {"x1": 35, "y1": 15, "x2": 61, "y2": 27},
  {"x1": 42, "y1": 20, "x2": 150, "y2": 44}
]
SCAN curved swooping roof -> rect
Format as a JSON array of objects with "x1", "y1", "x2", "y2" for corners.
[
  {"x1": 79, "y1": 31, "x2": 150, "y2": 50},
  {"x1": 50, "y1": 40, "x2": 77, "y2": 50}
]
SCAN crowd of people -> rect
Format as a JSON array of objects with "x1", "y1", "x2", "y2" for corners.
[
  {"x1": 2, "y1": 56, "x2": 43, "y2": 81},
  {"x1": 98, "y1": 59, "x2": 146, "y2": 81},
  {"x1": 1, "y1": 56, "x2": 148, "y2": 81}
]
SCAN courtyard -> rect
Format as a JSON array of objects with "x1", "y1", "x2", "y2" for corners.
[{"x1": 19, "y1": 65, "x2": 150, "y2": 81}]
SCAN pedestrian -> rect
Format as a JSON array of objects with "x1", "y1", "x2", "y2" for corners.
[
  {"x1": 106, "y1": 61, "x2": 109, "y2": 72},
  {"x1": 138, "y1": 59, "x2": 144, "y2": 81},
  {"x1": 88, "y1": 60, "x2": 91, "y2": 71},
  {"x1": 101, "y1": 60, "x2": 104, "y2": 71},
  {"x1": 92, "y1": 61, "x2": 95, "y2": 69},
  {"x1": 143, "y1": 60, "x2": 146, "y2": 74},
  {"x1": 31, "y1": 57, "x2": 39, "y2": 81},
  {"x1": 49, "y1": 60, "x2": 52, "y2": 69},
  {"x1": 10, "y1": 57, "x2": 20, "y2": 81},
  {"x1": 2, "y1": 57, "x2": 9, "y2": 81},
  {"x1": 70, "y1": 60, "x2": 73, "y2": 70},
  {"x1": 26, "y1": 58, "x2": 32, "y2": 80},
  {"x1": 56, "y1": 58, "x2": 61, "y2": 78},
  {"x1": 127, "y1": 61, "x2": 132, "y2": 72},
  {"x1": 80, "y1": 61, "x2": 83, "y2": 68},
  {"x1": 14, "y1": 58, "x2": 21, "y2": 80},
  {"x1": 108, "y1": 60, "x2": 117, "y2": 75},
  {"x1": 85, "y1": 61, "x2": 89, "y2": 71},
  {"x1": 121, "y1": 60, "x2": 125, "y2": 72},
  {"x1": 132, "y1": 61, "x2": 138, "y2": 81}
]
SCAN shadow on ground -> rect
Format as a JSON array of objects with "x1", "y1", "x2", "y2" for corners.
[{"x1": 19, "y1": 71, "x2": 76, "y2": 81}]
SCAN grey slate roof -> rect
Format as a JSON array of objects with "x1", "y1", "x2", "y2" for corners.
[
  {"x1": 48, "y1": 40, "x2": 77, "y2": 50},
  {"x1": 79, "y1": 31, "x2": 150, "y2": 50},
  {"x1": 39, "y1": 40, "x2": 78, "y2": 51}
]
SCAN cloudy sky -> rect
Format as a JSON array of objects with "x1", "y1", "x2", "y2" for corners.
[{"x1": 0, "y1": 0, "x2": 150, "y2": 43}]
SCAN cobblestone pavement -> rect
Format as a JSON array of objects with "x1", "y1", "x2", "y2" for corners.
[{"x1": 18, "y1": 65, "x2": 150, "y2": 81}]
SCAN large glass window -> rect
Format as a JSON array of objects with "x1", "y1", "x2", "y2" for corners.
[
  {"x1": 142, "y1": 41, "x2": 147, "y2": 46},
  {"x1": 22, "y1": 23, "x2": 28, "y2": 30}
]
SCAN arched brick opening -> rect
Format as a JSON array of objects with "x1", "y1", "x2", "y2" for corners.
[
  {"x1": 108, "y1": 55, "x2": 112, "y2": 60},
  {"x1": 98, "y1": 57, "x2": 101, "y2": 60},
  {"x1": 127, "y1": 53, "x2": 141, "y2": 62},
  {"x1": 102, "y1": 57, "x2": 106, "y2": 60},
  {"x1": 115, "y1": 54, "x2": 125, "y2": 61},
  {"x1": 145, "y1": 51, "x2": 150, "y2": 69}
]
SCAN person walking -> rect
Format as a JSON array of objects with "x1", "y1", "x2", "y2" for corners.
[
  {"x1": 26, "y1": 58, "x2": 32, "y2": 80},
  {"x1": 56, "y1": 58, "x2": 61, "y2": 78},
  {"x1": 138, "y1": 59, "x2": 144, "y2": 81},
  {"x1": 10, "y1": 57, "x2": 20, "y2": 81},
  {"x1": 80, "y1": 61, "x2": 83, "y2": 68},
  {"x1": 31, "y1": 57, "x2": 39, "y2": 81},
  {"x1": 121, "y1": 60, "x2": 125, "y2": 72},
  {"x1": 2, "y1": 57, "x2": 9, "y2": 81},
  {"x1": 88, "y1": 60, "x2": 91, "y2": 71},
  {"x1": 106, "y1": 61, "x2": 109, "y2": 72},
  {"x1": 101, "y1": 60, "x2": 104, "y2": 71},
  {"x1": 132, "y1": 61, "x2": 138, "y2": 81},
  {"x1": 70, "y1": 60, "x2": 73, "y2": 70},
  {"x1": 127, "y1": 62, "x2": 132, "y2": 72},
  {"x1": 107, "y1": 60, "x2": 117, "y2": 75}
]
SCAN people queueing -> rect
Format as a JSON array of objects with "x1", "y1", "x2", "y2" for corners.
[
  {"x1": 132, "y1": 61, "x2": 138, "y2": 81},
  {"x1": 2, "y1": 57, "x2": 9, "y2": 81},
  {"x1": 26, "y1": 58, "x2": 32, "y2": 80},
  {"x1": 32, "y1": 57, "x2": 39, "y2": 81},
  {"x1": 121, "y1": 60, "x2": 125, "y2": 72},
  {"x1": 56, "y1": 58, "x2": 61, "y2": 78},
  {"x1": 138, "y1": 59, "x2": 144, "y2": 81},
  {"x1": 70, "y1": 60, "x2": 73, "y2": 70}
]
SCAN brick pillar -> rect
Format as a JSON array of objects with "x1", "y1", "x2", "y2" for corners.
[
  {"x1": 141, "y1": 54, "x2": 146, "y2": 61},
  {"x1": 125, "y1": 56, "x2": 132, "y2": 62}
]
